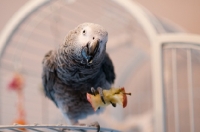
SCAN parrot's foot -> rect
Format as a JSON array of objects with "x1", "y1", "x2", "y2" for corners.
[
  {"x1": 91, "y1": 87, "x2": 97, "y2": 96},
  {"x1": 91, "y1": 87, "x2": 106, "y2": 104},
  {"x1": 97, "y1": 87, "x2": 106, "y2": 104},
  {"x1": 88, "y1": 121, "x2": 100, "y2": 132},
  {"x1": 58, "y1": 123, "x2": 91, "y2": 132},
  {"x1": 69, "y1": 122, "x2": 100, "y2": 132}
]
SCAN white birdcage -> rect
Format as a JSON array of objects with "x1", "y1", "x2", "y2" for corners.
[{"x1": 0, "y1": 0, "x2": 200, "y2": 132}]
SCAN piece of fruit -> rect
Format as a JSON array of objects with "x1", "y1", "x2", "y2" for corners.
[{"x1": 87, "y1": 87, "x2": 131, "y2": 111}]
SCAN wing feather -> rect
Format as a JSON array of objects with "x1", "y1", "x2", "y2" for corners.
[
  {"x1": 42, "y1": 50, "x2": 58, "y2": 106},
  {"x1": 102, "y1": 53, "x2": 115, "y2": 84}
]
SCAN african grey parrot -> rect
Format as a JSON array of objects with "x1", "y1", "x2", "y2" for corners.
[{"x1": 42, "y1": 23, "x2": 115, "y2": 128}]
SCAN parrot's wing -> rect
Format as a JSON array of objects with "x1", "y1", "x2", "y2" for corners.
[
  {"x1": 42, "y1": 50, "x2": 58, "y2": 106},
  {"x1": 102, "y1": 53, "x2": 115, "y2": 84}
]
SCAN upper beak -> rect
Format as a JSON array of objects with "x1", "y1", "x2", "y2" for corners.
[
  {"x1": 89, "y1": 39, "x2": 99, "y2": 56},
  {"x1": 81, "y1": 39, "x2": 100, "y2": 64}
]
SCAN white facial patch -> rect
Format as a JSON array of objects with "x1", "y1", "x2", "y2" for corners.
[
  {"x1": 77, "y1": 24, "x2": 108, "y2": 56},
  {"x1": 77, "y1": 26, "x2": 93, "y2": 47}
]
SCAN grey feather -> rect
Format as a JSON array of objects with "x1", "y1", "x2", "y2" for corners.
[{"x1": 42, "y1": 23, "x2": 115, "y2": 123}]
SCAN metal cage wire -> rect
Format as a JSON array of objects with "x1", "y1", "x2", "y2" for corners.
[{"x1": 0, "y1": 124, "x2": 120, "y2": 132}]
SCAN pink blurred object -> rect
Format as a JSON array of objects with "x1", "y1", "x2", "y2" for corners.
[
  {"x1": 8, "y1": 72, "x2": 27, "y2": 130},
  {"x1": 8, "y1": 73, "x2": 24, "y2": 91}
]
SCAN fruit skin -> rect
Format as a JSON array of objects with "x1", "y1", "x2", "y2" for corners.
[
  {"x1": 87, "y1": 87, "x2": 129, "y2": 111},
  {"x1": 121, "y1": 88, "x2": 127, "y2": 108}
]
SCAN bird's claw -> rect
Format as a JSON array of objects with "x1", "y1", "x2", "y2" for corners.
[
  {"x1": 97, "y1": 87, "x2": 106, "y2": 104},
  {"x1": 90, "y1": 87, "x2": 106, "y2": 104},
  {"x1": 91, "y1": 87, "x2": 97, "y2": 96},
  {"x1": 110, "y1": 101, "x2": 116, "y2": 107},
  {"x1": 88, "y1": 121, "x2": 100, "y2": 132}
]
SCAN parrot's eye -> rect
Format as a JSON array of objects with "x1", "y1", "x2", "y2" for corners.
[{"x1": 83, "y1": 30, "x2": 86, "y2": 35}]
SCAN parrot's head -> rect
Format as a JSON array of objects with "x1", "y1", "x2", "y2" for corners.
[{"x1": 64, "y1": 23, "x2": 108, "y2": 65}]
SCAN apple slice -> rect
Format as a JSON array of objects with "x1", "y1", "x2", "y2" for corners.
[{"x1": 87, "y1": 87, "x2": 131, "y2": 111}]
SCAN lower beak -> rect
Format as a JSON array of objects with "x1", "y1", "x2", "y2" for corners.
[{"x1": 81, "y1": 39, "x2": 99, "y2": 64}]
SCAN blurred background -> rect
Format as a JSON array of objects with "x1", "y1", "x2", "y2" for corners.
[
  {"x1": 1, "y1": 0, "x2": 200, "y2": 34},
  {"x1": 0, "y1": 0, "x2": 200, "y2": 132}
]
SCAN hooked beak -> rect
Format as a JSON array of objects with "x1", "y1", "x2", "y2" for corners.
[{"x1": 81, "y1": 39, "x2": 100, "y2": 65}]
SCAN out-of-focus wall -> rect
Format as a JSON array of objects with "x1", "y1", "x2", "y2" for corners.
[
  {"x1": 134, "y1": 0, "x2": 200, "y2": 34},
  {"x1": 0, "y1": 0, "x2": 200, "y2": 34},
  {"x1": 0, "y1": 0, "x2": 27, "y2": 32}
]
